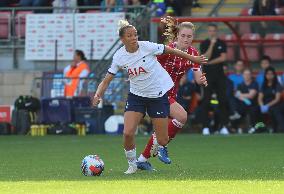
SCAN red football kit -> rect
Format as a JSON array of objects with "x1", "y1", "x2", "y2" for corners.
[
  {"x1": 157, "y1": 42, "x2": 201, "y2": 104},
  {"x1": 141, "y1": 43, "x2": 202, "y2": 160}
]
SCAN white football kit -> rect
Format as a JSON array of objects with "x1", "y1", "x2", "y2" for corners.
[{"x1": 108, "y1": 41, "x2": 174, "y2": 98}]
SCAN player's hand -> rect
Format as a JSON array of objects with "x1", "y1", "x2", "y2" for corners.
[
  {"x1": 193, "y1": 55, "x2": 208, "y2": 64},
  {"x1": 200, "y1": 73, "x2": 208, "y2": 87},
  {"x1": 92, "y1": 94, "x2": 101, "y2": 107}
]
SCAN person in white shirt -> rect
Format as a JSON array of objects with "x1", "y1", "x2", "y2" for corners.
[{"x1": 92, "y1": 20, "x2": 207, "y2": 174}]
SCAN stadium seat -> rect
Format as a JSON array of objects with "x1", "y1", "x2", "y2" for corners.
[
  {"x1": 220, "y1": 34, "x2": 237, "y2": 62},
  {"x1": 238, "y1": 22, "x2": 251, "y2": 35},
  {"x1": 85, "y1": 10, "x2": 101, "y2": 13},
  {"x1": 15, "y1": 11, "x2": 32, "y2": 39},
  {"x1": 240, "y1": 8, "x2": 250, "y2": 16},
  {"x1": 238, "y1": 8, "x2": 251, "y2": 35},
  {"x1": 240, "y1": 33, "x2": 261, "y2": 62},
  {"x1": 263, "y1": 33, "x2": 284, "y2": 61},
  {"x1": 0, "y1": 11, "x2": 11, "y2": 40}
]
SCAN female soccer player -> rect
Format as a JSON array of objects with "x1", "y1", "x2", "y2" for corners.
[
  {"x1": 137, "y1": 16, "x2": 208, "y2": 170},
  {"x1": 92, "y1": 20, "x2": 207, "y2": 174}
]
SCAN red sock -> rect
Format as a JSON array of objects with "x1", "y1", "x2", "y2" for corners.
[
  {"x1": 168, "y1": 119, "x2": 184, "y2": 141},
  {"x1": 142, "y1": 119, "x2": 184, "y2": 159},
  {"x1": 142, "y1": 133, "x2": 155, "y2": 159}
]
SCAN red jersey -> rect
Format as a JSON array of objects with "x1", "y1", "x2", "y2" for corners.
[{"x1": 157, "y1": 42, "x2": 201, "y2": 99}]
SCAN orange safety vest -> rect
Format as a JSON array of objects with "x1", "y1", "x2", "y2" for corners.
[{"x1": 64, "y1": 61, "x2": 90, "y2": 97}]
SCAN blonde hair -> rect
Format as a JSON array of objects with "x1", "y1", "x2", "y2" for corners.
[
  {"x1": 117, "y1": 19, "x2": 134, "y2": 37},
  {"x1": 162, "y1": 16, "x2": 195, "y2": 43}
]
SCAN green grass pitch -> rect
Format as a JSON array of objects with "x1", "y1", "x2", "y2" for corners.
[{"x1": 0, "y1": 134, "x2": 283, "y2": 194}]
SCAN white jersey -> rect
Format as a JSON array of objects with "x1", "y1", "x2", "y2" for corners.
[{"x1": 108, "y1": 41, "x2": 174, "y2": 98}]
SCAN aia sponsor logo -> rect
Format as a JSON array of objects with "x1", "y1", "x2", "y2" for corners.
[{"x1": 127, "y1": 67, "x2": 147, "y2": 77}]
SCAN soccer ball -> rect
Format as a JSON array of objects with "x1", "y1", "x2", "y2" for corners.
[{"x1": 81, "y1": 155, "x2": 104, "y2": 176}]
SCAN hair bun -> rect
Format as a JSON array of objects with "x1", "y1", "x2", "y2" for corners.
[{"x1": 118, "y1": 20, "x2": 129, "y2": 30}]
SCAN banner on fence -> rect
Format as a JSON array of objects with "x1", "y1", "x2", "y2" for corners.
[{"x1": 25, "y1": 13, "x2": 125, "y2": 60}]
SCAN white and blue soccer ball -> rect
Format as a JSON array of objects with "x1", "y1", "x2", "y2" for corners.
[{"x1": 81, "y1": 155, "x2": 104, "y2": 176}]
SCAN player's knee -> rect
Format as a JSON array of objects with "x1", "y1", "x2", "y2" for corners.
[
  {"x1": 123, "y1": 128, "x2": 135, "y2": 139},
  {"x1": 179, "y1": 114, "x2": 187, "y2": 124}
]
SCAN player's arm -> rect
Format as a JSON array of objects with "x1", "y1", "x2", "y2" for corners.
[
  {"x1": 164, "y1": 46, "x2": 208, "y2": 64},
  {"x1": 193, "y1": 70, "x2": 208, "y2": 87},
  {"x1": 92, "y1": 73, "x2": 114, "y2": 106}
]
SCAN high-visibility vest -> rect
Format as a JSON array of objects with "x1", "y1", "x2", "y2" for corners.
[{"x1": 64, "y1": 61, "x2": 90, "y2": 97}]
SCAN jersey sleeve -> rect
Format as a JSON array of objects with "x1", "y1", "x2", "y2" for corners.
[
  {"x1": 108, "y1": 57, "x2": 119, "y2": 75},
  {"x1": 144, "y1": 41, "x2": 165, "y2": 55}
]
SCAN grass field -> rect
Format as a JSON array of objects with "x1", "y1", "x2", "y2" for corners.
[{"x1": 0, "y1": 134, "x2": 283, "y2": 194}]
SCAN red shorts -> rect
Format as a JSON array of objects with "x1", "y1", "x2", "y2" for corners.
[{"x1": 168, "y1": 96, "x2": 177, "y2": 105}]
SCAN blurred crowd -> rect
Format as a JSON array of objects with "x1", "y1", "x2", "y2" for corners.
[
  {"x1": 177, "y1": 56, "x2": 284, "y2": 134},
  {"x1": 0, "y1": 0, "x2": 197, "y2": 15}
]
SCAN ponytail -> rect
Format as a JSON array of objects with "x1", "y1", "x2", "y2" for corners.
[
  {"x1": 162, "y1": 16, "x2": 195, "y2": 43},
  {"x1": 161, "y1": 16, "x2": 179, "y2": 43}
]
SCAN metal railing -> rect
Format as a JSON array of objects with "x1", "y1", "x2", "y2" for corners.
[
  {"x1": 94, "y1": 3, "x2": 157, "y2": 79},
  {"x1": 32, "y1": 72, "x2": 129, "y2": 113}
]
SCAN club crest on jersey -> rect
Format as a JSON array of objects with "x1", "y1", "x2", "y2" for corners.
[{"x1": 128, "y1": 67, "x2": 147, "y2": 77}]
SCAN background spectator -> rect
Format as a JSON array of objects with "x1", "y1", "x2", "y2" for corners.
[
  {"x1": 151, "y1": 0, "x2": 167, "y2": 17},
  {"x1": 20, "y1": 0, "x2": 51, "y2": 13},
  {"x1": 127, "y1": 0, "x2": 141, "y2": 5},
  {"x1": 256, "y1": 55, "x2": 272, "y2": 88},
  {"x1": 257, "y1": 67, "x2": 284, "y2": 133},
  {"x1": 101, "y1": 0, "x2": 124, "y2": 12},
  {"x1": 199, "y1": 23, "x2": 229, "y2": 135},
  {"x1": 251, "y1": 0, "x2": 276, "y2": 15},
  {"x1": 165, "y1": 0, "x2": 182, "y2": 16},
  {"x1": 19, "y1": 0, "x2": 49, "y2": 6},
  {"x1": 52, "y1": 0, "x2": 77, "y2": 13},
  {"x1": 80, "y1": 0, "x2": 102, "y2": 6},
  {"x1": 228, "y1": 60, "x2": 245, "y2": 90},
  {"x1": 234, "y1": 68, "x2": 259, "y2": 132},
  {"x1": 223, "y1": 65, "x2": 241, "y2": 122},
  {"x1": 251, "y1": 0, "x2": 277, "y2": 36},
  {"x1": 64, "y1": 50, "x2": 90, "y2": 97}
]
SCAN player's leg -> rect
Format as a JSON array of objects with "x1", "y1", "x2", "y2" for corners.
[
  {"x1": 152, "y1": 117, "x2": 171, "y2": 164},
  {"x1": 137, "y1": 94, "x2": 170, "y2": 169},
  {"x1": 149, "y1": 94, "x2": 171, "y2": 164},
  {"x1": 138, "y1": 98, "x2": 186, "y2": 162},
  {"x1": 123, "y1": 93, "x2": 145, "y2": 174},
  {"x1": 123, "y1": 111, "x2": 144, "y2": 174},
  {"x1": 167, "y1": 99, "x2": 187, "y2": 141}
]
